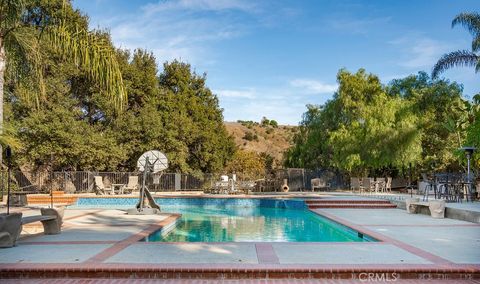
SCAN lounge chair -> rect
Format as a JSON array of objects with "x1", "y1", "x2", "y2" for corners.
[
  {"x1": 94, "y1": 176, "x2": 112, "y2": 195},
  {"x1": 124, "y1": 176, "x2": 139, "y2": 194}
]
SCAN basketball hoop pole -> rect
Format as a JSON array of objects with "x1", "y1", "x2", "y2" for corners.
[
  {"x1": 128, "y1": 150, "x2": 167, "y2": 215},
  {"x1": 139, "y1": 156, "x2": 150, "y2": 211}
]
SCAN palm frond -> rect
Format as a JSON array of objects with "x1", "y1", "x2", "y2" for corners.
[
  {"x1": 432, "y1": 50, "x2": 479, "y2": 79},
  {"x1": 452, "y1": 12, "x2": 480, "y2": 37},
  {"x1": 473, "y1": 36, "x2": 480, "y2": 53},
  {"x1": 4, "y1": 27, "x2": 45, "y2": 107},
  {"x1": 0, "y1": 123, "x2": 21, "y2": 150},
  {"x1": 46, "y1": 22, "x2": 126, "y2": 111},
  {"x1": 0, "y1": 0, "x2": 27, "y2": 34}
]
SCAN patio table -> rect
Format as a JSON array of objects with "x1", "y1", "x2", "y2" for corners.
[{"x1": 111, "y1": 183, "x2": 125, "y2": 195}]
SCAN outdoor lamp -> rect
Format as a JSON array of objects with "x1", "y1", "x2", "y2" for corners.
[
  {"x1": 5, "y1": 146, "x2": 12, "y2": 214},
  {"x1": 459, "y1": 146, "x2": 476, "y2": 182}
]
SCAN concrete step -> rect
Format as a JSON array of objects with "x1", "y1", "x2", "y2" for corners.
[
  {"x1": 308, "y1": 203, "x2": 397, "y2": 209},
  {"x1": 27, "y1": 195, "x2": 78, "y2": 205}
]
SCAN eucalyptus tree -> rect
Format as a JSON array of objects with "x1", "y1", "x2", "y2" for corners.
[
  {"x1": 0, "y1": 0, "x2": 126, "y2": 162},
  {"x1": 432, "y1": 12, "x2": 480, "y2": 78}
]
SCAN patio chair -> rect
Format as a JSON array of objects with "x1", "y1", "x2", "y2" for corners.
[
  {"x1": 350, "y1": 177, "x2": 363, "y2": 194},
  {"x1": 363, "y1": 177, "x2": 375, "y2": 194},
  {"x1": 213, "y1": 181, "x2": 230, "y2": 194},
  {"x1": 123, "y1": 176, "x2": 139, "y2": 194},
  {"x1": 94, "y1": 176, "x2": 112, "y2": 195},
  {"x1": 385, "y1": 177, "x2": 392, "y2": 193},
  {"x1": 311, "y1": 178, "x2": 330, "y2": 191},
  {"x1": 421, "y1": 174, "x2": 435, "y2": 201},
  {"x1": 376, "y1": 177, "x2": 386, "y2": 193}
]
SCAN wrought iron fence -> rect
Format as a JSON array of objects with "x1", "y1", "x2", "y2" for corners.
[
  {"x1": 0, "y1": 171, "x2": 216, "y2": 196},
  {"x1": 0, "y1": 168, "x2": 350, "y2": 197}
]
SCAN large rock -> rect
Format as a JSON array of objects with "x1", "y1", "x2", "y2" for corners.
[
  {"x1": 40, "y1": 207, "x2": 64, "y2": 234},
  {"x1": 406, "y1": 198, "x2": 420, "y2": 214},
  {"x1": 428, "y1": 200, "x2": 446, "y2": 219},
  {"x1": 0, "y1": 213, "x2": 23, "y2": 248}
]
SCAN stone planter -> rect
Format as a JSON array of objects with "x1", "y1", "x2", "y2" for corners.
[
  {"x1": 405, "y1": 197, "x2": 420, "y2": 214},
  {"x1": 0, "y1": 213, "x2": 23, "y2": 248},
  {"x1": 428, "y1": 200, "x2": 446, "y2": 219}
]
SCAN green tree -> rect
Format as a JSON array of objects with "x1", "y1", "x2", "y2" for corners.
[
  {"x1": 286, "y1": 69, "x2": 423, "y2": 175},
  {"x1": 113, "y1": 59, "x2": 235, "y2": 174},
  {"x1": 388, "y1": 72, "x2": 466, "y2": 172},
  {"x1": 0, "y1": 0, "x2": 126, "y2": 163},
  {"x1": 432, "y1": 12, "x2": 480, "y2": 78},
  {"x1": 225, "y1": 150, "x2": 265, "y2": 180},
  {"x1": 328, "y1": 69, "x2": 422, "y2": 175}
]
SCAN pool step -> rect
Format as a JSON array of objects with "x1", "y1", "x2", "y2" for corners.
[
  {"x1": 305, "y1": 199, "x2": 392, "y2": 205},
  {"x1": 306, "y1": 199, "x2": 396, "y2": 209},
  {"x1": 26, "y1": 194, "x2": 78, "y2": 205},
  {"x1": 308, "y1": 203, "x2": 397, "y2": 209}
]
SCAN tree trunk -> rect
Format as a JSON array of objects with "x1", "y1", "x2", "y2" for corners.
[{"x1": 0, "y1": 37, "x2": 5, "y2": 166}]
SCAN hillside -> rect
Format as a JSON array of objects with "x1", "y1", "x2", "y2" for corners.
[{"x1": 224, "y1": 121, "x2": 297, "y2": 166}]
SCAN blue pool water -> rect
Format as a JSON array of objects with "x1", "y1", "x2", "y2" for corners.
[{"x1": 72, "y1": 198, "x2": 375, "y2": 242}]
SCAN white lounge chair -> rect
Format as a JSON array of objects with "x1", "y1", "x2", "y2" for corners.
[
  {"x1": 94, "y1": 176, "x2": 112, "y2": 195},
  {"x1": 124, "y1": 176, "x2": 139, "y2": 194}
]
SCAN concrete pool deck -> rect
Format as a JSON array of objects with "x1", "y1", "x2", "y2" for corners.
[{"x1": 0, "y1": 196, "x2": 479, "y2": 281}]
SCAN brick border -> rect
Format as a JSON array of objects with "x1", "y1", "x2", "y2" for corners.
[
  {"x1": 255, "y1": 243, "x2": 280, "y2": 264},
  {"x1": 0, "y1": 263, "x2": 478, "y2": 279}
]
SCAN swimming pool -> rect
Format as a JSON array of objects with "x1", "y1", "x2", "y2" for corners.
[{"x1": 72, "y1": 197, "x2": 375, "y2": 242}]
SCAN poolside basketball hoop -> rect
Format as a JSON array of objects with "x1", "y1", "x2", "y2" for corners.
[{"x1": 127, "y1": 150, "x2": 168, "y2": 215}]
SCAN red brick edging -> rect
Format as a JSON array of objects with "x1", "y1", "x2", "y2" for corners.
[{"x1": 0, "y1": 263, "x2": 478, "y2": 280}]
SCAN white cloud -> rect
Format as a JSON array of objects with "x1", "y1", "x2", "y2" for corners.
[
  {"x1": 214, "y1": 89, "x2": 256, "y2": 99},
  {"x1": 389, "y1": 35, "x2": 453, "y2": 69},
  {"x1": 289, "y1": 79, "x2": 337, "y2": 94},
  {"x1": 326, "y1": 16, "x2": 391, "y2": 35},
  {"x1": 218, "y1": 84, "x2": 335, "y2": 125},
  {"x1": 143, "y1": 0, "x2": 257, "y2": 14},
  {"x1": 85, "y1": 1, "x2": 260, "y2": 70}
]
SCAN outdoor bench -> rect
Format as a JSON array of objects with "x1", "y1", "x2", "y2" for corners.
[
  {"x1": 0, "y1": 207, "x2": 64, "y2": 248},
  {"x1": 406, "y1": 198, "x2": 445, "y2": 218}
]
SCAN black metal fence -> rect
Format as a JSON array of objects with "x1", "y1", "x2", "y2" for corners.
[
  {"x1": 0, "y1": 171, "x2": 215, "y2": 196},
  {"x1": 0, "y1": 168, "x2": 350, "y2": 197}
]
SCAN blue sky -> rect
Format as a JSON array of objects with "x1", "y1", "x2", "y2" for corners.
[{"x1": 74, "y1": 0, "x2": 479, "y2": 125}]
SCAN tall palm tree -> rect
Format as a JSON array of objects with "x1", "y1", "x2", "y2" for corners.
[
  {"x1": 432, "y1": 12, "x2": 480, "y2": 78},
  {"x1": 0, "y1": 0, "x2": 126, "y2": 162}
]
